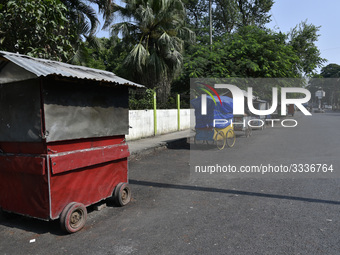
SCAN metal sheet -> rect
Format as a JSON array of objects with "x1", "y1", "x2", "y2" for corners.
[
  {"x1": 0, "y1": 60, "x2": 36, "y2": 84},
  {"x1": 43, "y1": 81, "x2": 129, "y2": 142},
  {"x1": 0, "y1": 51, "x2": 144, "y2": 88},
  {"x1": 0, "y1": 80, "x2": 42, "y2": 142}
]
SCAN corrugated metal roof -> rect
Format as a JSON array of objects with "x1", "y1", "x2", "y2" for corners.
[{"x1": 0, "y1": 51, "x2": 145, "y2": 88}]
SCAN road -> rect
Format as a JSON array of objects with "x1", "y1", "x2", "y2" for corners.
[{"x1": 0, "y1": 111, "x2": 339, "y2": 255}]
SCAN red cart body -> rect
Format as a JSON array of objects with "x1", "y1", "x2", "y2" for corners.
[
  {"x1": 0, "y1": 51, "x2": 143, "y2": 230},
  {"x1": 0, "y1": 137, "x2": 129, "y2": 220}
]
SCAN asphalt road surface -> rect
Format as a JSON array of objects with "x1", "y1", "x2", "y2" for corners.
[{"x1": 0, "y1": 111, "x2": 339, "y2": 255}]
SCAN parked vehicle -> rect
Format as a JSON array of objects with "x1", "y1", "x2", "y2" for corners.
[{"x1": 191, "y1": 95, "x2": 236, "y2": 150}]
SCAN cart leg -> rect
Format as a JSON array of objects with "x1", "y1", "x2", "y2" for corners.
[
  {"x1": 113, "y1": 183, "x2": 131, "y2": 206},
  {"x1": 60, "y1": 202, "x2": 87, "y2": 234}
]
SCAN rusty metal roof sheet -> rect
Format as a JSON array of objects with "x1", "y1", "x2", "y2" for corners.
[{"x1": 0, "y1": 51, "x2": 144, "y2": 88}]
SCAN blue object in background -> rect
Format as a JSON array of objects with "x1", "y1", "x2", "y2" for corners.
[{"x1": 191, "y1": 96, "x2": 233, "y2": 129}]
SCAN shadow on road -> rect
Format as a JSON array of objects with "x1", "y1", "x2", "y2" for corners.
[
  {"x1": 0, "y1": 201, "x2": 119, "y2": 235},
  {"x1": 130, "y1": 179, "x2": 340, "y2": 205},
  {"x1": 0, "y1": 213, "x2": 63, "y2": 235}
]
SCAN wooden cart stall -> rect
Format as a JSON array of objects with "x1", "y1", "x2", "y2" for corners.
[{"x1": 0, "y1": 51, "x2": 144, "y2": 233}]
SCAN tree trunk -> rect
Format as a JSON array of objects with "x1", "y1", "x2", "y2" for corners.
[{"x1": 155, "y1": 79, "x2": 172, "y2": 105}]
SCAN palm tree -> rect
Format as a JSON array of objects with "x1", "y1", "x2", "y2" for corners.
[
  {"x1": 60, "y1": 0, "x2": 116, "y2": 62},
  {"x1": 110, "y1": 0, "x2": 195, "y2": 103},
  {"x1": 61, "y1": 0, "x2": 115, "y2": 35}
]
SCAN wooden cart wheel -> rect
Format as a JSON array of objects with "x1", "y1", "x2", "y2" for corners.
[
  {"x1": 114, "y1": 183, "x2": 131, "y2": 206},
  {"x1": 60, "y1": 202, "x2": 87, "y2": 234},
  {"x1": 226, "y1": 129, "x2": 236, "y2": 148},
  {"x1": 215, "y1": 130, "x2": 226, "y2": 150}
]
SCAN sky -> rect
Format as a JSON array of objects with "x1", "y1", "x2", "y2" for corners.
[
  {"x1": 95, "y1": 0, "x2": 340, "y2": 71},
  {"x1": 267, "y1": 0, "x2": 340, "y2": 70}
]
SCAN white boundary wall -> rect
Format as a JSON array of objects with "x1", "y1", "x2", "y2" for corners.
[{"x1": 126, "y1": 109, "x2": 192, "y2": 140}]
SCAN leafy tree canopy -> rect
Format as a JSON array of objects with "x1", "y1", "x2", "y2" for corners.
[
  {"x1": 0, "y1": 0, "x2": 77, "y2": 61},
  {"x1": 181, "y1": 26, "x2": 300, "y2": 78},
  {"x1": 183, "y1": 0, "x2": 274, "y2": 37},
  {"x1": 309, "y1": 64, "x2": 340, "y2": 107},
  {"x1": 174, "y1": 26, "x2": 303, "y2": 98},
  {"x1": 0, "y1": 0, "x2": 116, "y2": 62},
  {"x1": 288, "y1": 20, "x2": 326, "y2": 76},
  {"x1": 80, "y1": 37, "x2": 129, "y2": 74},
  {"x1": 320, "y1": 63, "x2": 340, "y2": 78}
]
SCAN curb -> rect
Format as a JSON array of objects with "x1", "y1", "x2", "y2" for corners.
[{"x1": 128, "y1": 137, "x2": 190, "y2": 161}]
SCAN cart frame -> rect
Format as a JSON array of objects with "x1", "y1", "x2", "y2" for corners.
[{"x1": 0, "y1": 51, "x2": 143, "y2": 233}]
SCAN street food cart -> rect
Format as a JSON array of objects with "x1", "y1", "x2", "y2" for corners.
[
  {"x1": 0, "y1": 51, "x2": 144, "y2": 233},
  {"x1": 191, "y1": 95, "x2": 236, "y2": 150}
]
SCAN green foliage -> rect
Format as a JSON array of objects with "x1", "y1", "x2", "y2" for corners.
[
  {"x1": 320, "y1": 63, "x2": 340, "y2": 78},
  {"x1": 289, "y1": 20, "x2": 326, "y2": 76},
  {"x1": 180, "y1": 26, "x2": 300, "y2": 79},
  {"x1": 213, "y1": 0, "x2": 239, "y2": 34},
  {"x1": 128, "y1": 88, "x2": 190, "y2": 109},
  {"x1": 309, "y1": 64, "x2": 340, "y2": 107},
  {"x1": 234, "y1": 0, "x2": 273, "y2": 28},
  {"x1": 183, "y1": 0, "x2": 274, "y2": 37},
  {"x1": 0, "y1": 0, "x2": 115, "y2": 62},
  {"x1": 110, "y1": 0, "x2": 195, "y2": 104},
  {"x1": 60, "y1": 0, "x2": 98, "y2": 37},
  {"x1": 0, "y1": 0, "x2": 77, "y2": 61},
  {"x1": 175, "y1": 26, "x2": 304, "y2": 100},
  {"x1": 78, "y1": 37, "x2": 129, "y2": 75},
  {"x1": 129, "y1": 89, "x2": 155, "y2": 110},
  {"x1": 60, "y1": 0, "x2": 117, "y2": 35},
  {"x1": 182, "y1": 0, "x2": 209, "y2": 37}
]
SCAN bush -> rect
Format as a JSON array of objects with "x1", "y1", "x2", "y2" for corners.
[{"x1": 129, "y1": 89, "x2": 154, "y2": 110}]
